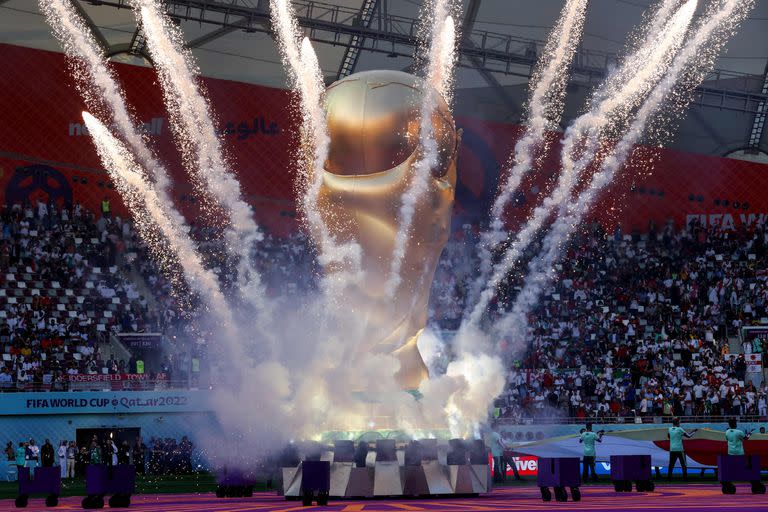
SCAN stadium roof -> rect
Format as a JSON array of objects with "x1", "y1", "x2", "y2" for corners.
[{"x1": 1, "y1": 0, "x2": 767, "y2": 158}]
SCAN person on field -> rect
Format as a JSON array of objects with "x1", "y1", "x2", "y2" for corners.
[
  {"x1": 725, "y1": 418, "x2": 752, "y2": 456},
  {"x1": 667, "y1": 418, "x2": 697, "y2": 480},
  {"x1": 579, "y1": 423, "x2": 604, "y2": 482}
]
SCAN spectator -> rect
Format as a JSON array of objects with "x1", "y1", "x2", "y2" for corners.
[
  {"x1": 89, "y1": 441, "x2": 101, "y2": 465},
  {"x1": 132, "y1": 437, "x2": 146, "y2": 475},
  {"x1": 57, "y1": 441, "x2": 67, "y2": 478},
  {"x1": 15, "y1": 442, "x2": 25, "y2": 470},
  {"x1": 180, "y1": 436, "x2": 193, "y2": 473},
  {"x1": 118, "y1": 440, "x2": 130, "y2": 465},
  {"x1": 66, "y1": 441, "x2": 77, "y2": 479},
  {"x1": 101, "y1": 197, "x2": 110, "y2": 219},
  {"x1": 0, "y1": 368, "x2": 12, "y2": 390},
  {"x1": 76, "y1": 446, "x2": 88, "y2": 477},
  {"x1": 27, "y1": 439, "x2": 39, "y2": 472},
  {"x1": 40, "y1": 439, "x2": 54, "y2": 467},
  {"x1": 102, "y1": 438, "x2": 114, "y2": 467}
]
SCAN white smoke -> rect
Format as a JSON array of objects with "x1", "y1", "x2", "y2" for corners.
[
  {"x1": 467, "y1": 0, "x2": 699, "y2": 328},
  {"x1": 494, "y1": 0, "x2": 753, "y2": 349}
]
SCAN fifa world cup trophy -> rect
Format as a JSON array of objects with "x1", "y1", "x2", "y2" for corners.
[{"x1": 316, "y1": 70, "x2": 459, "y2": 390}]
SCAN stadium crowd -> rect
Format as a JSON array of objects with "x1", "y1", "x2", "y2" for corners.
[
  {"x1": 0, "y1": 198, "x2": 318, "y2": 392},
  {"x1": 3, "y1": 194, "x2": 768, "y2": 422},
  {"x1": 428, "y1": 218, "x2": 768, "y2": 421},
  {"x1": 0, "y1": 199, "x2": 175, "y2": 391}
]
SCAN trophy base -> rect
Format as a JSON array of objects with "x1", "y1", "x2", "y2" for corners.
[{"x1": 280, "y1": 438, "x2": 491, "y2": 499}]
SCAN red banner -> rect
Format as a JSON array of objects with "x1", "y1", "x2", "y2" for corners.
[
  {"x1": 64, "y1": 373, "x2": 168, "y2": 390},
  {"x1": 509, "y1": 455, "x2": 539, "y2": 476},
  {"x1": 64, "y1": 373, "x2": 160, "y2": 382},
  {"x1": 1, "y1": 43, "x2": 767, "y2": 236}
]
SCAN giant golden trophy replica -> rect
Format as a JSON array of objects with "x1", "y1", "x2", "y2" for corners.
[{"x1": 316, "y1": 70, "x2": 459, "y2": 390}]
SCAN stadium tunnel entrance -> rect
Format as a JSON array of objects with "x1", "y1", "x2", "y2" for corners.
[{"x1": 76, "y1": 427, "x2": 141, "y2": 450}]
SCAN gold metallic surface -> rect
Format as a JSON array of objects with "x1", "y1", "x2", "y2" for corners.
[{"x1": 316, "y1": 70, "x2": 459, "y2": 390}]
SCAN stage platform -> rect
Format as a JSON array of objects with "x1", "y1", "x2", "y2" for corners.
[{"x1": 14, "y1": 484, "x2": 768, "y2": 511}]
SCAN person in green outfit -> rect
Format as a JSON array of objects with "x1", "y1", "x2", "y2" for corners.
[
  {"x1": 487, "y1": 430, "x2": 505, "y2": 483},
  {"x1": 579, "y1": 423, "x2": 604, "y2": 482},
  {"x1": 484, "y1": 429, "x2": 520, "y2": 483},
  {"x1": 15, "y1": 442, "x2": 26, "y2": 470},
  {"x1": 89, "y1": 441, "x2": 102, "y2": 465},
  {"x1": 725, "y1": 418, "x2": 752, "y2": 456},
  {"x1": 667, "y1": 417, "x2": 697, "y2": 480}
]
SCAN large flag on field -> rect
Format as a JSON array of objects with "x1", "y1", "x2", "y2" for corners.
[{"x1": 508, "y1": 427, "x2": 768, "y2": 469}]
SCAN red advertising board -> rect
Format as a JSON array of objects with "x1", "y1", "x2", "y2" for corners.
[
  {"x1": 493, "y1": 455, "x2": 540, "y2": 476},
  {"x1": 1, "y1": 43, "x2": 767, "y2": 236},
  {"x1": 510, "y1": 455, "x2": 539, "y2": 476},
  {"x1": 64, "y1": 372, "x2": 168, "y2": 391}
]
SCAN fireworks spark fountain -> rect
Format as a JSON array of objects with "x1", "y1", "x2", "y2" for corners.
[
  {"x1": 296, "y1": 37, "x2": 364, "y2": 294},
  {"x1": 81, "y1": 112, "x2": 237, "y2": 337},
  {"x1": 134, "y1": 0, "x2": 272, "y2": 327},
  {"x1": 471, "y1": 0, "x2": 589, "y2": 303},
  {"x1": 385, "y1": 1, "x2": 458, "y2": 298},
  {"x1": 648, "y1": 0, "x2": 686, "y2": 37},
  {"x1": 269, "y1": 0, "x2": 362, "y2": 290},
  {"x1": 39, "y1": 0, "x2": 192, "y2": 282},
  {"x1": 465, "y1": 0, "x2": 698, "y2": 328},
  {"x1": 40, "y1": 0, "x2": 169, "y2": 188},
  {"x1": 425, "y1": 14, "x2": 458, "y2": 104},
  {"x1": 494, "y1": 0, "x2": 754, "y2": 344}
]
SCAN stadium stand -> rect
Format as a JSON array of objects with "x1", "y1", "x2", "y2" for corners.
[
  {"x1": 0, "y1": 198, "x2": 321, "y2": 393},
  {"x1": 0, "y1": 200, "x2": 168, "y2": 391},
  {"x1": 431, "y1": 219, "x2": 768, "y2": 423},
  {"x1": 4, "y1": 192, "x2": 768, "y2": 425}
]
